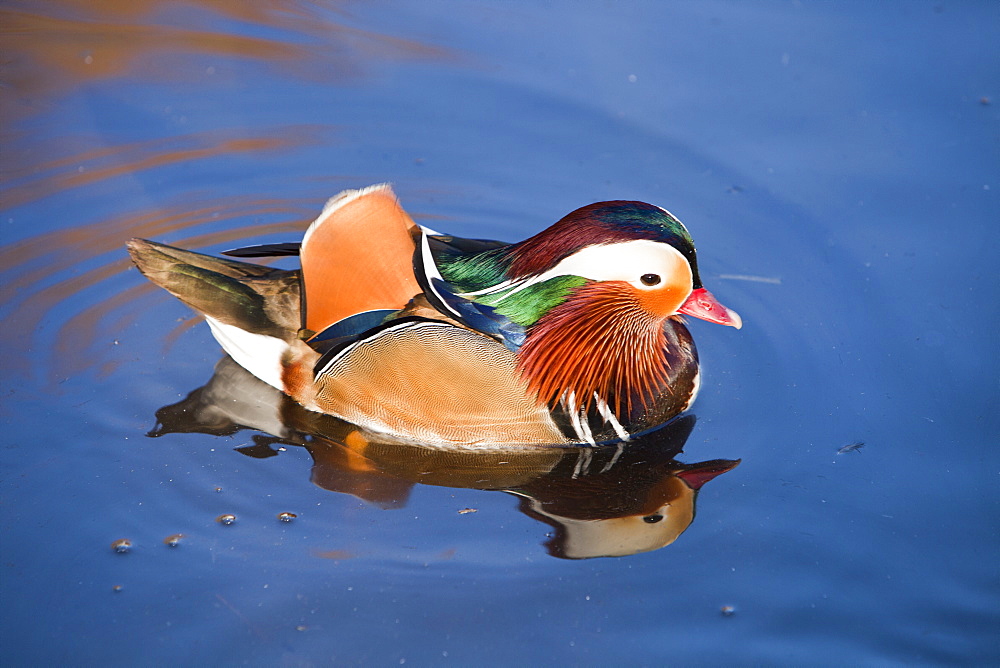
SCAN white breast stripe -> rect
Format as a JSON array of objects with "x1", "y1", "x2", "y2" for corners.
[
  {"x1": 596, "y1": 395, "x2": 631, "y2": 442},
  {"x1": 419, "y1": 233, "x2": 463, "y2": 318}
]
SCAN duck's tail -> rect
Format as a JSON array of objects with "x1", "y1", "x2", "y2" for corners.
[{"x1": 127, "y1": 238, "x2": 303, "y2": 390}]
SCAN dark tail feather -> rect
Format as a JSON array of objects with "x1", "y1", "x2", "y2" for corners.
[
  {"x1": 127, "y1": 238, "x2": 301, "y2": 339},
  {"x1": 222, "y1": 242, "x2": 302, "y2": 258}
]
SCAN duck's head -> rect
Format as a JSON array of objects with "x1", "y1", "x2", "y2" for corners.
[
  {"x1": 500, "y1": 200, "x2": 740, "y2": 327},
  {"x1": 440, "y1": 200, "x2": 741, "y2": 420}
]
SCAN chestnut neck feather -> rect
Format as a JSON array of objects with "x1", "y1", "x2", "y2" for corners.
[{"x1": 516, "y1": 282, "x2": 672, "y2": 420}]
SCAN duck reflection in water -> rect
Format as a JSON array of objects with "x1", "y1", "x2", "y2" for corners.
[{"x1": 150, "y1": 357, "x2": 739, "y2": 559}]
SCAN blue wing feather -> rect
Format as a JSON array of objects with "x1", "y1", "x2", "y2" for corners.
[{"x1": 429, "y1": 278, "x2": 526, "y2": 352}]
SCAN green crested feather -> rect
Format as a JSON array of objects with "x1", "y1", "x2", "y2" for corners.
[
  {"x1": 476, "y1": 275, "x2": 587, "y2": 327},
  {"x1": 437, "y1": 247, "x2": 509, "y2": 293}
]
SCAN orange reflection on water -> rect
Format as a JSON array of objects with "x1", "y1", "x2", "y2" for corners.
[
  {"x1": 1, "y1": 1, "x2": 454, "y2": 125},
  {"x1": 2, "y1": 126, "x2": 325, "y2": 209}
]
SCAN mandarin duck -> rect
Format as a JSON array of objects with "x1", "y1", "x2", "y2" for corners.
[{"x1": 128, "y1": 184, "x2": 741, "y2": 446}]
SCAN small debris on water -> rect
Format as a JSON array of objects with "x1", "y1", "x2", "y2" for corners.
[
  {"x1": 111, "y1": 539, "x2": 132, "y2": 553},
  {"x1": 457, "y1": 508, "x2": 478, "y2": 515},
  {"x1": 216, "y1": 514, "x2": 236, "y2": 525},
  {"x1": 277, "y1": 512, "x2": 297, "y2": 522},
  {"x1": 837, "y1": 441, "x2": 865, "y2": 455},
  {"x1": 311, "y1": 549, "x2": 356, "y2": 560},
  {"x1": 720, "y1": 605, "x2": 736, "y2": 617},
  {"x1": 163, "y1": 534, "x2": 184, "y2": 547},
  {"x1": 718, "y1": 273, "x2": 782, "y2": 285}
]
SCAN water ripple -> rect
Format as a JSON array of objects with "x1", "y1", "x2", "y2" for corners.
[
  {"x1": 1, "y1": 127, "x2": 324, "y2": 209},
  {"x1": 0, "y1": 194, "x2": 320, "y2": 381},
  {"x1": 1, "y1": 1, "x2": 455, "y2": 125}
]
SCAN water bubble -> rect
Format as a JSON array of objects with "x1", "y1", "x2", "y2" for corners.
[
  {"x1": 216, "y1": 514, "x2": 236, "y2": 525},
  {"x1": 277, "y1": 512, "x2": 297, "y2": 522},
  {"x1": 111, "y1": 539, "x2": 132, "y2": 553},
  {"x1": 164, "y1": 534, "x2": 184, "y2": 547}
]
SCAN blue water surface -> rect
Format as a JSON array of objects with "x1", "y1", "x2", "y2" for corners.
[{"x1": 1, "y1": 1, "x2": 998, "y2": 664}]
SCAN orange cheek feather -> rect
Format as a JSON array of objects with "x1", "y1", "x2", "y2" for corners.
[
  {"x1": 634, "y1": 254, "x2": 693, "y2": 318},
  {"x1": 636, "y1": 282, "x2": 691, "y2": 318}
]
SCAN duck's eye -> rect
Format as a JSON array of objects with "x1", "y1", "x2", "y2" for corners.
[
  {"x1": 642, "y1": 514, "x2": 664, "y2": 524},
  {"x1": 640, "y1": 273, "x2": 661, "y2": 286}
]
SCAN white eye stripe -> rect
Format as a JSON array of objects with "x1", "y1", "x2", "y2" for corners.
[
  {"x1": 458, "y1": 239, "x2": 692, "y2": 301},
  {"x1": 529, "y1": 239, "x2": 690, "y2": 291}
]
